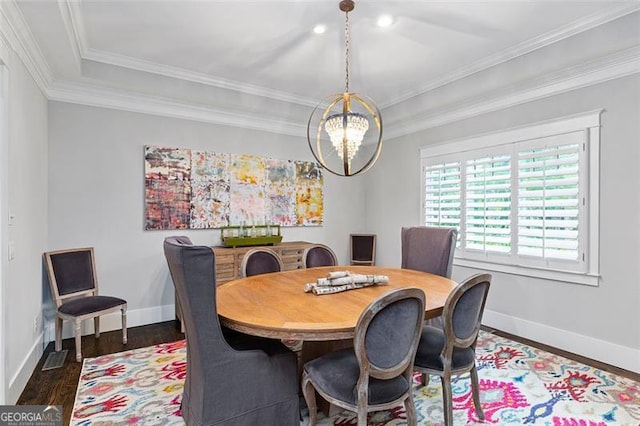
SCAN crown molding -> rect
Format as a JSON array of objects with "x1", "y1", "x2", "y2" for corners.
[
  {"x1": 63, "y1": 0, "x2": 319, "y2": 108},
  {"x1": 3, "y1": 0, "x2": 638, "y2": 140},
  {"x1": 47, "y1": 80, "x2": 307, "y2": 137},
  {"x1": 56, "y1": 0, "x2": 83, "y2": 71},
  {"x1": 83, "y1": 48, "x2": 321, "y2": 108},
  {"x1": 62, "y1": 1, "x2": 639, "y2": 111},
  {"x1": 0, "y1": 0, "x2": 53, "y2": 93},
  {"x1": 381, "y1": 3, "x2": 640, "y2": 108},
  {"x1": 384, "y1": 45, "x2": 640, "y2": 140}
]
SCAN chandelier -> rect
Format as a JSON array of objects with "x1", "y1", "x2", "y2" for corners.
[{"x1": 307, "y1": 0, "x2": 383, "y2": 177}]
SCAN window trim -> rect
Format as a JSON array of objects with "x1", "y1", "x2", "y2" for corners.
[{"x1": 420, "y1": 110, "x2": 602, "y2": 286}]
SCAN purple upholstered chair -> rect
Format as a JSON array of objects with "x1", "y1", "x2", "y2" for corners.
[
  {"x1": 302, "y1": 244, "x2": 338, "y2": 268},
  {"x1": 240, "y1": 247, "x2": 284, "y2": 278},
  {"x1": 163, "y1": 236, "x2": 299, "y2": 425},
  {"x1": 414, "y1": 273, "x2": 491, "y2": 426},
  {"x1": 44, "y1": 247, "x2": 127, "y2": 362},
  {"x1": 401, "y1": 226, "x2": 457, "y2": 278},
  {"x1": 302, "y1": 288, "x2": 426, "y2": 426}
]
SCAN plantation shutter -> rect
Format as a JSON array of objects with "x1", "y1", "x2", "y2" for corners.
[
  {"x1": 465, "y1": 154, "x2": 511, "y2": 254},
  {"x1": 423, "y1": 161, "x2": 461, "y2": 230},
  {"x1": 517, "y1": 133, "x2": 582, "y2": 262}
]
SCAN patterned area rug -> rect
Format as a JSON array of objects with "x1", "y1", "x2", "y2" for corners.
[{"x1": 71, "y1": 331, "x2": 639, "y2": 425}]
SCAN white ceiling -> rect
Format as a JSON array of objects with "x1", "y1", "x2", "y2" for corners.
[{"x1": 8, "y1": 0, "x2": 640, "y2": 135}]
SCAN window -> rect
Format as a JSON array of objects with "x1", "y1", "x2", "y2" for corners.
[{"x1": 420, "y1": 111, "x2": 601, "y2": 286}]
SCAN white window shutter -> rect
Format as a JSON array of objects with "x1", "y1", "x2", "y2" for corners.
[
  {"x1": 517, "y1": 141, "x2": 581, "y2": 262},
  {"x1": 424, "y1": 162, "x2": 462, "y2": 230},
  {"x1": 465, "y1": 155, "x2": 511, "y2": 254}
]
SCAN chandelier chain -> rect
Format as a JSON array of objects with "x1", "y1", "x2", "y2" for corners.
[{"x1": 344, "y1": 11, "x2": 350, "y2": 93}]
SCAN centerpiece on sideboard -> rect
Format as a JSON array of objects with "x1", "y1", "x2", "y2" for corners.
[{"x1": 220, "y1": 224, "x2": 283, "y2": 248}]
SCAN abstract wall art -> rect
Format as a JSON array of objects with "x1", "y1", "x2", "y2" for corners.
[{"x1": 144, "y1": 145, "x2": 323, "y2": 230}]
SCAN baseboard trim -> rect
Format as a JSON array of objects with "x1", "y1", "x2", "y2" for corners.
[
  {"x1": 483, "y1": 309, "x2": 640, "y2": 374},
  {"x1": 9, "y1": 304, "x2": 178, "y2": 405},
  {"x1": 8, "y1": 332, "x2": 43, "y2": 404}
]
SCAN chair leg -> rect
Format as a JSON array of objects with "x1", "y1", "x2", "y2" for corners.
[
  {"x1": 420, "y1": 372, "x2": 430, "y2": 386},
  {"x1": 470, "y1": 364, "x2": 484, "y2": 420},
  {"x1": 74, "y1": 320, "x2": 82, "y2": 362},
  {"x1": 301, "y1": 372, "x2": 317, "y2": 426},
  {"x1": 94, "y1": 317, "x2": 100, "y2": 338},
  {"x1": 403, "y1": 393, "x2": 418, "y2": 426},
  {"x1": 121, "y1": 307, "x2": 128, "y2": 344},
  {"x1": 441, "y1": 372, "x2": 453, "y2": 426},
  {"x1": 55, "y1": 317, "x2": 63, "y2": 352},
  {"x1": 357, "y1": 410, "x2": 367, "y2": 426}
]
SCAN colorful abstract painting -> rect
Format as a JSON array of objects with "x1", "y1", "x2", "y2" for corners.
[
  {"x1": 144, "y1": 146, "x2": 190, "y2": 181},
  {"x1": 190, "y1": 180, "x2": 230, "y2": 229},
  {"x1": 229, "y1": 182, "x2": 266, "y2": 226},
  {"x1": 296, "y1": 185, "x2": 324, "y2": 226},
  {"x1": 144, "y1": 146, "x2": 323, "y2": 230},
  {"x1": 145, "y1": 180, "x2": 191, "y2": 230},
  {"x1": 190, "y1": 151, "x2": 230, "y2": 181},
  {"x1": 265, "y1": 185, "x2": 296, "y2": 226}
]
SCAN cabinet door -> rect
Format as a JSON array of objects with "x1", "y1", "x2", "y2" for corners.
[
  {"x1": 215, "y1": 252, "x2": 236, "y2": 284},
  {"x1": 279, "y1": 244, "x2": 307, "y2": 270}
]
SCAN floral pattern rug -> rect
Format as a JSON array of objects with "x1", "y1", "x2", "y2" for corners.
[{"x1": 71, "y1": 331, "x2": 639, "y2": 425}]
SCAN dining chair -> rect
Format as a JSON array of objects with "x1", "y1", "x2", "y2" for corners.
[
  {"x1": 44, "y1": 247, "x2": 127, "y2": 362},
  {"x1": 413, "y1": 273, "x2": 491, "y2": 426},
  {"x1": 240, "y1": 247, "x2": 284, "y2": 278},
  {"x1": 241, "y1": 247, "x2": 300, "y2": 351},
  {"x1": 302, "y1": 243, "x2": 338, "y2": 268},
  {"x1": 302, "y1": 287, "x2": 426, "y2": 426},
  {"x1": 166, "y1": 235, "x2": 193, "y2": 333},
  {"x1": 401, "y1": 226, "x2": 457, "y2": 331},
  {"x1": 350, "y1": 233, "x2": 376, "y2": 266},
  {"x1": 401, "y1": 226, "x2": 457, "y2": 278},
  {"x1": 163, "y1": 236, "x2": 299, "y2": 426}
]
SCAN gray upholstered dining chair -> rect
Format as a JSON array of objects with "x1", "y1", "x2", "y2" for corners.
[
  {"x1": 401, "y1": 226, "x2": 457, "y2": 330},
  {"x1": 302, "y1": 288, "x2": 426, "y2": 426},
  {"x1": 302, "y1": 243, "x2": 338, "y2": 268},
  {"x1": 44, "y1": 247, "x2": 127, "y2": 362},
  {"x1": 413, "y1": 273, "x2": 491, "y2": 426},
  {"x1": 240, "y1": 247, "x2": 284, "y2": 278},
  {"x1": 163, "y1": 236, "x2": 299, "y2": 426},
  {"x1": 401, "y1": 226, "x2": 457, "y2": 278}
]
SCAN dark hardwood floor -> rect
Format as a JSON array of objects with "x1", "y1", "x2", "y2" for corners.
[
  {"x1": 17, "y1": 320, "x2": 185, "y2": 425},
  {"x1": 17, "y1": 321, "x2": 639, "y2": 425}
]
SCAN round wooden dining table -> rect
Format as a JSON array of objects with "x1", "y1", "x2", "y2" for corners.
[{"x1": 217, "y1": 265, "x2": 457, "y2": 342}]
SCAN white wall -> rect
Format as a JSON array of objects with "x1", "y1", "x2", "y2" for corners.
[
  {"x1": 365, "y1": 74, "x2": 640, "y2": 373},
  {"x1": 47, "y1": 102, "x2": 368, "y2": 334},
  {"x1": 1, "y1": 41, "x2": 49, "y2": 403}
]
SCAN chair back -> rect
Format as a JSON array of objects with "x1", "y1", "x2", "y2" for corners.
[
  {"x1": 401, "y1": 226, "x2": 457, "y2": 278},
  {"x1": 241, "y1": 248, "x2": 284, "y2": 277},
  {"x1": 163, "y1": 236, "x2": 230, "y2": 356},
  {"x1": 44, "y1": 247, "x2": 98, "y2": 306},
  {"x1": 442, "y1": 273, "x2": 491, "y2": 352},
  {"x1": 350, "y1": 234, "x2": 376, "y2": 265},
  {"x1": 303, "y1": 244, "x2": 338, "y2": 268},
  {"x1": 354, "y1": 288, "x2": 425, "y2": 381}
]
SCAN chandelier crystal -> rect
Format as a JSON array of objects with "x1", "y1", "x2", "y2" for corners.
[{"x1": 325, "y1": 111, "x2": 369, "y2": 161}]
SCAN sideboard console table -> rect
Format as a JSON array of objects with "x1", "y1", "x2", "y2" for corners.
[{"x1": 175, "y1": 241, "x2": 314, "y2": 331}]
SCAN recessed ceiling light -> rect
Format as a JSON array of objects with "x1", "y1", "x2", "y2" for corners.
[
  {"x1": 377, "y1": 14, "x2": 393, "y2": 28},
  {"x1": 313, "y1": 24, "x2": 327, "y2": 34}
]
